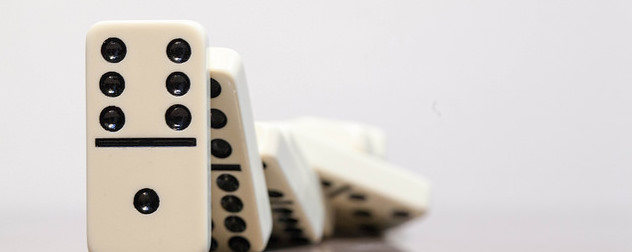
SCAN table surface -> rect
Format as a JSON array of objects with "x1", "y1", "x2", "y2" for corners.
[{"x1": 2, "y1": 206, "x2": 630, "y2": 252}]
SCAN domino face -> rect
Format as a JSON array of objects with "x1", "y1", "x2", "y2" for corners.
[
  {"x1": 208, "y1": 47, "x2": 272, "y2": 252},
  {"x1": 291, "y1": 117, "x2": 387, "y2": 158},
  {"x1": 255, "y1": 123, "x2": 325, "y2": 247},
  {"x1": 288, "y1": 128, "x2": 430, "y2": 236},
  {"x1": 86, "y1": 21, "x2": 210, "y2": 252},
  {"x1": 288, "y1": 118, "x2": 388, "y2": 237}
]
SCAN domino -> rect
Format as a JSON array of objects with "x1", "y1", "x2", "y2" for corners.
[
  {"x1": 290, "y1": 117, "x2": 387, "y2": 158},
  {"x1": 208, "y1": 47, "x2": 272, "y2": 252},
  {"x1": 254, "y1": 123, "x2": 326, "y2": 247},
  {"x1": 287, "y1": 126, "x2": 430, "y2": 236},
  {"x1": 287, "y1": 117, "x2": 388, "y2": 237},
  {"x1": 86, "y1": 21, "x2": 210, "y2": 251}
]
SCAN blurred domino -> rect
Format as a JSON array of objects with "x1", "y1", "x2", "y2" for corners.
[
  {"x1": 208, "y1": 47, "x2": 272, "y2": 252},
  {"x1": 291, "y1": 117, "x2": 387, "y2": 158},
  {"x1": 288, "y1": 127, "x2": 430, "y2": 235},
  {"x1": 86, "y1": 21, "x2": 210, "y2": 252},
  {"x1": 255, "y1": 123, "x2": 325, "y2": 246},
  {"x1": 288, "y1": 117, "x2": 388, "y2": 237}
]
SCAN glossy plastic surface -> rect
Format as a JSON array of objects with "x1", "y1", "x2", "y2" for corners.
[
  {"x1": 86, "y1": 20, "x2": 210, "y2": 252},
  {"x1": 255, "y1": 123, "x2": 326, "y2": 244},
  {"x1": 208, "y1": 47, "x2": 272, "y2": 252}
]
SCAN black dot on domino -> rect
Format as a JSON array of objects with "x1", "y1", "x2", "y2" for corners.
[
  {"x1": 99, "y1": 106, "x2": 125, "y2": 132},
  {"x1": 262, "y1": 162, "x2": 267, "y2": 169},
  {"x1": 166, "y1": 38, "x2": 191, "y2": 63},
  {"x1": 349, "y1": 193, "x2": 366, "y2": 201},
  {"x1": 99, "y1": 72, "x2": 125, "y2": 97},
  {"x1": 133, "y1": 188, "x2": 159, "y2": 214},
  {"x1": 228, "y1": 236, "x2": 250, "y2": 252},
  {"x1": 210, "y1": 78, "x2": 221, "y2": 98},
  {"x1": 221, "y1": 195, "x2": 244, "y2": 213},
  {"x1": 284, "y1": 227, "x2": 303, "y2": 236},
  {"x1": 165, "y1": 104, "x2": 192, "y2": 130},
  {"x1": 210, "y1": 238, "x2": 218, "y2": 252},
  {"x1": 353, "y1": 210, "x2": 372, "y2": 218},
  {"x1": 101, "y1": 37, "x2": 126, "y2": 63},
  {"x1": 211, "y1": 139, "x2": 232, "y2": 158},
  {"x1": 268, "y1": 190, "x2": 283, "y2": 198},
  {"x1": 224, "y1": 216, "x2": 247, "y2": 232},
  {"x1": 393, "y1": 210, "x2": 410, "y2": 218},
  {"x1": 216, "y1": 174, "x2": 239, "y2": 192},
  {"x1": 278, "y1": 216, "x2": 298, "y2": 225},
  {"x1": 210, "y1": 109, "x2": 227, "y2": 129},
  {"x1": 272, "y1": 208, "x2": 293, "y2": 215},
  {"x1": 321, "y1": 180, "x2": 332, "y2": 188},
  {"x1": 166, "y1": 72, "x2": 190, "y2": 96}
]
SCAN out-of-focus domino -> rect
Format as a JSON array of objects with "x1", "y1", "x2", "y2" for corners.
[
  {"x1": 287, "y1": 127, "x2": 430, "y2": 236},
  {"x1": 86, "y1": 21, "x2": 210, "y2": 252},
  {"x1": 287, "y1": 117, "x2": 388, "y2": 237},
  {"x1": 208, "y1": 47, "x2": 272, "y2": 252},
  {"x1": 290, "y1": 117, "x2": 387, "y2": 158},
  {"x1": 255, "y1": 123, "x2": 325, "y2": 246}
]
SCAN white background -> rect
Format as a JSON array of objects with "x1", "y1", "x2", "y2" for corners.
[{"x1": 1, "y1": 1, "x2": 631, "y2": 251}]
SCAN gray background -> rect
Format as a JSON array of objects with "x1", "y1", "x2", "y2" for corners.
[{"x1": 0, "y1": 0, "x2": 630, "y2": 251}]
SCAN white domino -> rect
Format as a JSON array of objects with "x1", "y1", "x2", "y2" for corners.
[
  {"x1": 287, "y1": 126, "x2": 430, "y2": 235},
  {"x1": 291, "y1": 117, "x2": 387, "y2": 158},
  {"x1": 287, "y1": 117, "x2": 388, "y2": 237},
  {"x1": 254, "y1": 123, "x2": 326, "y2": 246},
  {"x1": 208, "y1": 47, "x2": 272, "y2": 252},
  {"x1": 86, "y1": 21, "x2": 210, "y2": 252}
]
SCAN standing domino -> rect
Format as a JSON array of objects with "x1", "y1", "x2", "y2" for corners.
[
  {"x1": 288, "y1": 127, "x2": 430, "y2": 236},
  {"x1": 86, "y1": 21, "x2": 210, "y2": 251},
  {"x1": 255, "y1": 123, "x2": 326, "y2": 246},
  {"x1": 208, "y1": 47, "x2": 272, "y2": 252}
]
